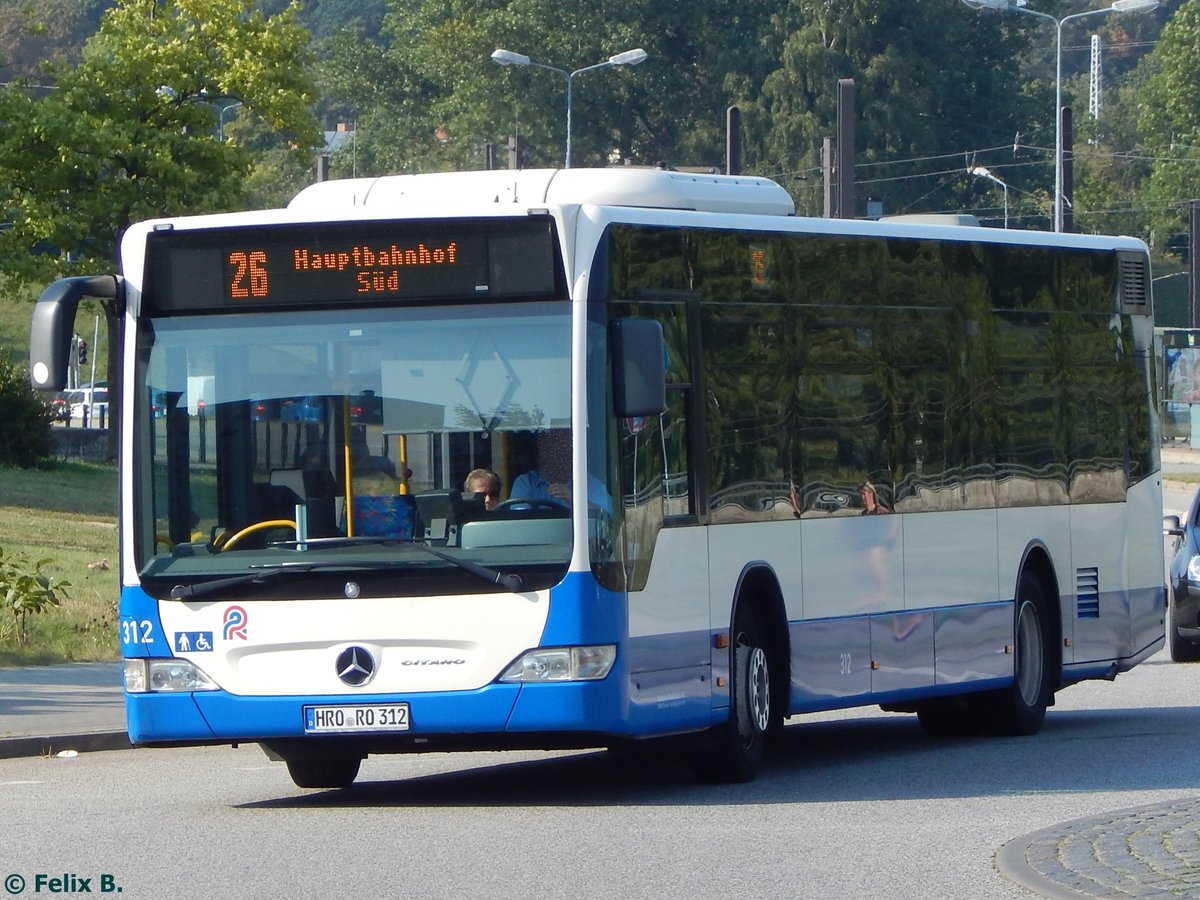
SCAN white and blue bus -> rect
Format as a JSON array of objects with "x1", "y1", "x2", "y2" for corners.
[{"x1": 30, "y1": 168, "x2": 1164, "y2": 787}]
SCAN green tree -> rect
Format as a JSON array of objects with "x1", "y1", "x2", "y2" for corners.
[
  {"x1": 317, "y1": 18, "x2": 437, "y2": 176},
  {"x1": 0, "y1": 0, "x2": 319, "y2": 456},
  {"x1": 0, "y1": 353, "x2": 53, "y2": 468},
  {"x1": 0, "y1": 0, "x2": 106, "y2": 78},
  {"x1": 1071, "y1": 73, "x2": 1156, "y2": 238},
  {"x1": 750, "y1": 0, "x2": 1034, "y2": 217},
  {"x1": 1140, "y1": 0, "x2": 1200, "y2": 252},
  {"x1": 320, "y1": 0, "x2": 778, "y2": 176},
  {"x1": 0, "y1": 0, "x2": 319, "y2": 280}
]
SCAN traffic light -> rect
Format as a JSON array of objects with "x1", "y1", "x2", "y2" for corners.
[{"x1": 77, "y1": 339, "x2": 87, "y2": 365}]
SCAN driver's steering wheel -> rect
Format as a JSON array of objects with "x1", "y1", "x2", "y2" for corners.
[
  {"x1": 493, "y1": 499, "x2": 567, "y2": 513},
  {"x1": 216, "y1": 518, "x2": 297, "y2": 551}
]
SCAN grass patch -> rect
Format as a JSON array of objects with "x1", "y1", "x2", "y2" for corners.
[
  {"x1": 0, "y1": 460, "x2": 119, "y2": 665},
  {"x1": 1165, "y1": 473, "x2": 1200, "y2": 485},
  {"x1": 0, "y1": 279, "x2": 40, "y2": 361}
]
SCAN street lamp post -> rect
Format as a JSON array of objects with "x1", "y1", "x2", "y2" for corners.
[
  {"x1": 491, "y1": 47, "x2": 648, "y2": 168},
  {"x1": 970, "y1": 165, "x2": 1010, "y2": 228},
  {"x1": 219, "y1": 102, "x2": 243, "y2": 141},
  {"x1": 156, "y1": 87, "x2": 245, "y2": 141},
  {"x1": 961, "y1": 0, "x2": 1158, "y2": 232}
]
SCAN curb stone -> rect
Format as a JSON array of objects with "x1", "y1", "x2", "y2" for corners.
[
  {"x1": 0, "y1": 731, "x2": 131, "y2": 760},
  {"x1": 997, "y1": 798, "x2": 1200, "y2": 899}
]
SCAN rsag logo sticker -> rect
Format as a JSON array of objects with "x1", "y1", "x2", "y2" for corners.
[{"x1": 223, "y1": 605, "x2": 248, "y2": 641}]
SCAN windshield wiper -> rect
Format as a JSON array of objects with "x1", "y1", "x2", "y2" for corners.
[
  {"x1": 275, "y1": 537, "x2": 525, "y2": 591},
  {"x1": 170, "y1": 543, "x2": 523, "y2": 599},
  {"x1": 398, "y1": 542, "x2": 525, "y2": 591},
  {"x1": 169, "y1": 561, "x2": 390, "y2": 600}
]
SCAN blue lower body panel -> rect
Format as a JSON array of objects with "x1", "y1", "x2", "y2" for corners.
[{"x1": 127, "y1": 679, "x2": 638, "y2": 746}]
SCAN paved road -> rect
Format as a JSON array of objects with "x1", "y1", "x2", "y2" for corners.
[
  {"x1": 0, "y1": 453, "x2": 1195, "y2": 897},
  {"x1": 0, "y1": 662, "x2": 126, "y2": 757},
  {"x1": 2, "y1": 651, "x2": 1199, "y2": 899}
]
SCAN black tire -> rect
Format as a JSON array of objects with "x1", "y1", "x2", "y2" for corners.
[
  {"x1": 980, "y1": 571, "x2": 1052, "y2": 736},
  {"x1": 285, "y1": 755, "x2": 361, "y2": 789},
  {"x1": 1168, "y1": 599, "x2": 1200, "y2": 662},
  {"x1": 691, "y1": 605, "x2": 771, "y2": 783}
]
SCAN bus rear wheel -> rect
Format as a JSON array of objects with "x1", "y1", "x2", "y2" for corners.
[
  {"x1": 285, "y1": 755, "x2": 361, "y2": 789},
  {"x1": 691, "y1": 605, "x2": 770, "y2": 783},
  {"x1": 980, "y1": 571, "x2": 1051, "y2": 736}
]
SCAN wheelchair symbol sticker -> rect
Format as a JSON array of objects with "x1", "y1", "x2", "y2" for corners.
[{"x1": 175, "y1": 631, "x2": 213, "y2": 652}]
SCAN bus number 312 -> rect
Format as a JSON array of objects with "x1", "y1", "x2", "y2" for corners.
[
  {"x1": 228, "y1": 250, "x2": 269, "y2": 299},
  {"x1": 121, "y1": 619, "x2": 155, "y2": 646}
]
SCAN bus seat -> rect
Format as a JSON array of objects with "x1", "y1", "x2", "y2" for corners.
[{"x1": 351, "y1": 494, "x2": 416, "y2": 541}]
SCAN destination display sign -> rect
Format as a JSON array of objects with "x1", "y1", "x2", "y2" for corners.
[{"x1": 143, "y1": 217, "x2": 561, "y2": 312}]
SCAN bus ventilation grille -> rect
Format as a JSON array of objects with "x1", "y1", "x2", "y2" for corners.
[
  {"x1": 1118, "y1": 252, "x2": 1149, "y2": 313},
  {"x1": 1076, "y1": 567, "x2": 1100, "y2": 619}
]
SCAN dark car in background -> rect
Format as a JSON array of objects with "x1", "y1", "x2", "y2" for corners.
[{"x1": 1164, "y1": 489, "x2": 1200, "y2": 662}]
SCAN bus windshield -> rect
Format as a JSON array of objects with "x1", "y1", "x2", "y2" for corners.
[{"x1": 133, "y1": 300, "x2": 574, "y2": 597}]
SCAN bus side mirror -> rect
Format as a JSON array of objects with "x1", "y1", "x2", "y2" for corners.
[
  {"x1": 29, "y1": 275, "x2": 120, "y2": 392},
  {"x1": 610, "y1": 318, "x2": 666, "y2": 418}
]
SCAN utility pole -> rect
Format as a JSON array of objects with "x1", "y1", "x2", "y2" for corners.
[
  {"x1": 835, "y1": 79, "x2": 856, "y2": 218},
  {"x1": 822, "y1": 137, "x2": 836, "y2": 218},
  {"x1": 726, "y1": 107, "x2": 742, "y2": 176},
  {"x1": 1062, "y1": 106, "x2": 1074, "y2": 233},
  {"x1": 1089, "y1": 33, "x2": 1102, "y2": 120},
  {"x1": 1190, "y1": 200, "x2": 1200, "y2": 328}
]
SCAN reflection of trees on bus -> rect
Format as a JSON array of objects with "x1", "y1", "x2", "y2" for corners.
[{"x1": 602, "y1": 225, "x2": 1153, "y2": 583}]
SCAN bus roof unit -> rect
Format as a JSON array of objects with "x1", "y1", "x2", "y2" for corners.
[{"x1": 288, "y1": 167, "x2": 796, "y2": 218}]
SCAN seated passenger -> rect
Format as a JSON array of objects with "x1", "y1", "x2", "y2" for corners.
[
  {"x1": 511, "y1": 430, "x2": 572, "y2": 506},
  {"x1": 511, "y1": 429, "x2": 610, "y2": 512},
  {"x1": 859, "y1": 481, "x2": 892, "y2": 515},
  {"x1": 463, "y1": 468, "x2": 502, "y2": 511},
  {"x1": 354, "y1": 456, "x2": 397, "y2": 496}
]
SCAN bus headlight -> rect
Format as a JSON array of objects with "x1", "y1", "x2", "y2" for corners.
[
  {"x1": 124, "y1": 659, "x2": 218, "y2": 693},
  {"x1": 498, "y1": 645, "x2": 616, "y2": 683}
]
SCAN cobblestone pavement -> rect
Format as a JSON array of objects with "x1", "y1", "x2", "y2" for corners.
[{"x1": 998, "y1": 798, "x2": 1200, "y2": 899}]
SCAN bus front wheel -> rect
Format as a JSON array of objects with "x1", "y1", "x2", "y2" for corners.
[
  {"x1": 691, "y1": 605, "x2": 770, "y2": 783},
  {"x1": 285, "y1": 755, "x2": 361, "y2": 789}
]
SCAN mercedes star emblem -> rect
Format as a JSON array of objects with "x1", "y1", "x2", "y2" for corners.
[{"x1": 335, "y1": 646, "x2": 376, "y2": 686}]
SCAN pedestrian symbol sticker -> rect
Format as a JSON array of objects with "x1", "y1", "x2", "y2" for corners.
[{"x1": 175, "y1": 631, "x2": 213, "y2": 652}]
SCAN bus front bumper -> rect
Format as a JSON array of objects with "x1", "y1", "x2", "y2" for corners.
[{"x1": 125, "y1": 678, "x2": 633, "y2": 749}]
